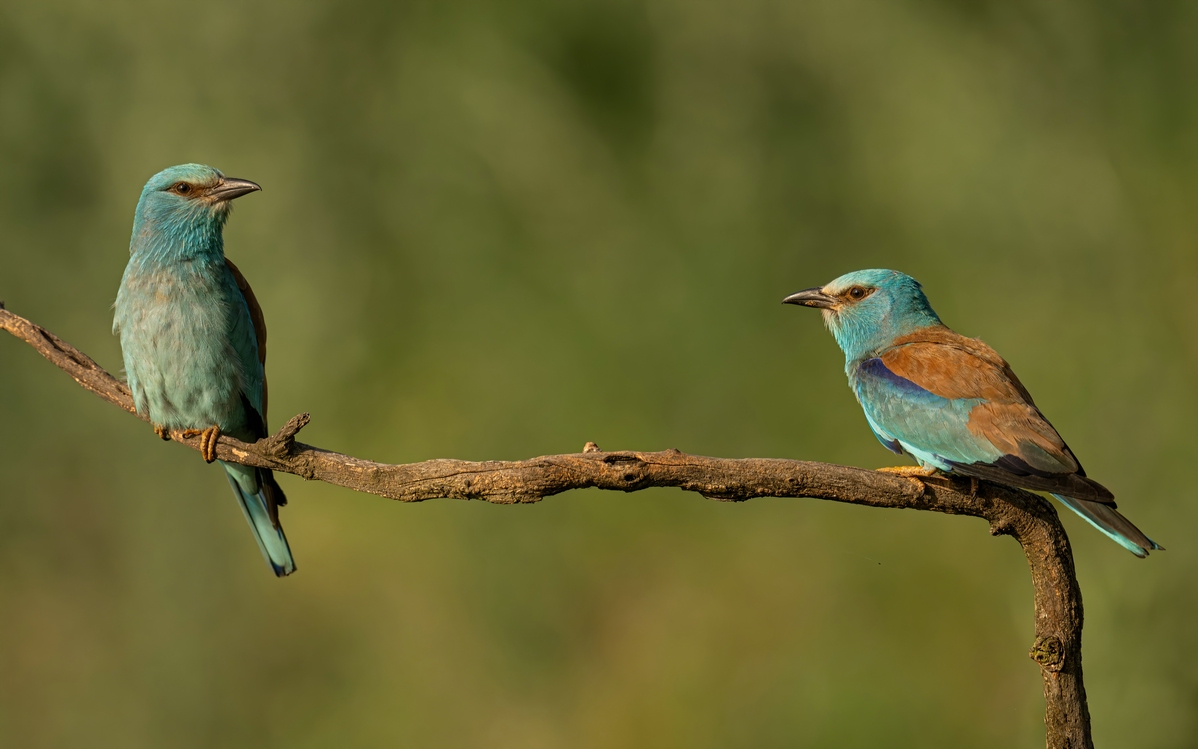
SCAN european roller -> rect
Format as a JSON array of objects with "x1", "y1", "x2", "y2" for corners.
[
  {"x1": 784, "y1": 269, "x2": 1160, "y2": 557},
  {"x1": 113, "y1": 164, "x2": 296, "y2": 576}
]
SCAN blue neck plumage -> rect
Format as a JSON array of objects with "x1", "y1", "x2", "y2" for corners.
[
  {"x1": 827, "y1": 292, "x2": 943, "y2": 372},
  {"x1": 129, "y1": 196, "x2": 228, "y2": 269}
]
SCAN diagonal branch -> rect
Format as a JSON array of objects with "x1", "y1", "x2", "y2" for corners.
[{"x1": 0, "y1": 304, "x2": 1091, "y2": 749}]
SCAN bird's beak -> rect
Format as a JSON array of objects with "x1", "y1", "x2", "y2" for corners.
[
  {"x1": 782, "y1": 287, "x2": 838, "y2": 309},
  {"x1": 208, "y1": 178, "x2": 262, "y2": 202}
]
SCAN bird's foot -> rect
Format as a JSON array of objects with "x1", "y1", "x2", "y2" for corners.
[
  {"x1": 199, "y1": 426, "x2": 222, "y2": 463},
  {"x1": 181, "y1": 426, "x2": 222, "y2": 463},
  {"x1": 153, "y1": 424, "x2": 171, "y2": 441},
  {"x1": 876, "y1": 465, "x2": 940, "y2": 478}
]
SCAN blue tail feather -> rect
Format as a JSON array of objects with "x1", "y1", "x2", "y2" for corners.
[
  {"x1": 222, "y1": 463, "x2": 296, "y2": 576},
  {"x1": 1051, "y1": 493, "x2": 1162, "y2": 558}
]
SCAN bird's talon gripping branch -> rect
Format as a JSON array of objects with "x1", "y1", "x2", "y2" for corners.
[
  {"x1": 199, "y1": 425, "x2": 222, "y2": 464},
  {"x1": 153, "y1": 424, "x2": 171, "y2": 441},
  {"x1": 876, "y1": 465, "x2": 940, "y2": 478}
]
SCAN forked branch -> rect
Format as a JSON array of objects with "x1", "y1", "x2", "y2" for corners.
[{"x1": 0, "y1": 304, "x2": 1091, "y2": 749}]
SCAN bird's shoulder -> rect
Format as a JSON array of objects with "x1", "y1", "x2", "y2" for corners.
[{"x1": 873, "y1": 325, "x2": 1034, "y2": 404}]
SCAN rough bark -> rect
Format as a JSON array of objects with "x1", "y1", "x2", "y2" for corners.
[{"x1": 0, "y1": 304, "x2": 1091, "y2": 748}]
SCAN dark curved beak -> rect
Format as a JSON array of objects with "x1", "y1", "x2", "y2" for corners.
[
  {"x1": 782, "y1": 287, "x2": 837, "y2": 309},
  {"x1": 209, "y1": 178, "x2": 262, "y2": 202}
]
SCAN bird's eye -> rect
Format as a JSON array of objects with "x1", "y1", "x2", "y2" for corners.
[
  {"x1": 847, "y1": 286, "x2": 868, "y2": 300},
  {"x1": 172, "y1": 182, "x2": 192, "y2": 195}
]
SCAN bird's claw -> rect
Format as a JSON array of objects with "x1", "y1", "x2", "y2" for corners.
[
  {"x1": 181, "y1": 426, "x2": 222, "y2": 463},
  {"x1": 200, "y1": 426, "x2": 222, "y2": 463},
  {"x1": 876, "y1": 465, "x2": 940, "y2": 491},
  {"x1": 156, "y1": 424, "x2": 221, "y2": 463},
  {"x1": 876, "y1": 465, "x2": 940, "y2": 478}
]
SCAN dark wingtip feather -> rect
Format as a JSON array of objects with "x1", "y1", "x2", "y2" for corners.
[
  {"x1": 951, "y1": 460, "x2": 1118, "y2": 506},
  {"x1": 261, "y1": 469, "x2": 288, "y2": 526},
  {"x1": 1075, "y1": 474, "x2": 1115, "y2": 502}
]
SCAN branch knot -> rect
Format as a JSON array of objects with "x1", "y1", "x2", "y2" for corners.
[{"x1": 1030, "y1": 636, "x2": 1066, "y2": 672}]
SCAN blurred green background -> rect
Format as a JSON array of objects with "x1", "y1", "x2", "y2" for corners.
[{"x1": 1, "y1": 1, "x2": 1195, "y2": 746}]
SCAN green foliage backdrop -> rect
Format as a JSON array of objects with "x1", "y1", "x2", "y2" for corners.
[{"x1": 1, "y1": 1, "x2": 1194, "y2": 746}]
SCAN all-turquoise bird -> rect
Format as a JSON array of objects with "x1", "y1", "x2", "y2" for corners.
[
  {"x1": 113, "y1": 164, "x2": 296, "y2": 576},
  {"x1": 784, "y1": 269, "x2": 1160, "y2": 557}
]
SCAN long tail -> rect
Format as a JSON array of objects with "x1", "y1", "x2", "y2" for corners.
[
  {"x1": 222, "y1": 462, "x2": 297, "y2": 576},
  {"x1": 1051, "y1": 493, "x2": 1162, "y2": 558}
]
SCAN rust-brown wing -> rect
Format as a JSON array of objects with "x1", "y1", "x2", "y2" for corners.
[
  {"x1": 225, "y1": 257, "x2": 287, "y2": 526},
  {"x1": 876, "y1": 326, "x2": 1113, "y2": 503},
  {"x1": 225, "y1": 257, "x2": 268, "y2": 423},
  {"x1": 884, "y1": 326, "x2": 1034, "y2": 403}
]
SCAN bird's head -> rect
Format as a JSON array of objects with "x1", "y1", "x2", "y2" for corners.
[
  {"x1": 130, "y1": 164, "x2": 260, "y2": 258},
  {"x1": 783, "y1": 269, "x2": 942, "y2": 362}
]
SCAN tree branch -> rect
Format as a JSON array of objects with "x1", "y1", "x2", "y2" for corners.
[{"x1": 0, "y1": 304, "x2": 1091, "y2": 748}]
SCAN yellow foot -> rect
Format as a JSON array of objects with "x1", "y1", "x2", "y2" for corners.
[
  {"x1": 181, "y1": 426, "x2": 222, "y2": 463},
  {"x1": 876, "y1": 465, "x2": 940, "y2": 478},
  {"x1": 153, "y1": 424, "x2": 171, "y2": 441}
]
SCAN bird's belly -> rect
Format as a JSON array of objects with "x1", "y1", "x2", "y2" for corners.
[
  {"x1": 118, "y1": 285, "x2": 245, "y2": 431},
  {"x1": 896, "y1": 441, "x2": 952, "y2": 471}
]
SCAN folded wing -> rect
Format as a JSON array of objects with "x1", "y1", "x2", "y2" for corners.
[
  {"x1": 854, "y1": 326, "x2": 1115, "y2": 504},
  {"x1": 225, "y1": 258, "x2": 287, "y2": 522}
]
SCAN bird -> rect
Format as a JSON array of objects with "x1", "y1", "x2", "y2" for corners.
[
  {"x1": 783, "y1": 269, "x2": 1160, "y2": 557},
  {"x1": 113, "y1": 164, "x2": 296, "y2": 576}
]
